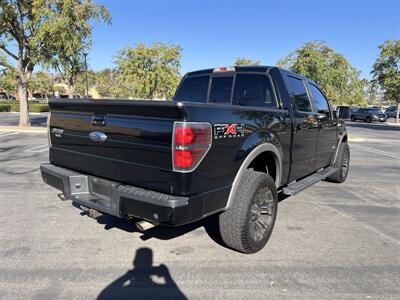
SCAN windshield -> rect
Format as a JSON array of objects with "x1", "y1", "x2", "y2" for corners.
[{"x1": 368, "y1": 109, "x2": 382, "y2": 114}]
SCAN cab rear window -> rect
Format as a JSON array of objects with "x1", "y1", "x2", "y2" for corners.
[
  {"x1": 174, "y1": 75, "x2": 210, "y2": 103},
  {"x1": 209, "y1": 77, "x2": 233, "y2": 103}
]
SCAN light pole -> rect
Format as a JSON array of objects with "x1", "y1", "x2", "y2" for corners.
[{"x1": 83, "y1": 53, "x2": 89, "y2": 98}]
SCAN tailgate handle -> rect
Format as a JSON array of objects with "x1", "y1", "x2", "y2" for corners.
[{"x1": 91, "y1": 114, "x2": 106, "y2": 126}]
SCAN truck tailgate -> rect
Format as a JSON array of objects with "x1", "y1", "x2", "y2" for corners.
[{"x1": 48, "y1": 100, "x2": 185, "y2": 193}]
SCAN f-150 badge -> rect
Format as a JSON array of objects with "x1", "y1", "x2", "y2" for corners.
[{"x1": 214, "y1": 123, "x2": 244, "y2": 139}]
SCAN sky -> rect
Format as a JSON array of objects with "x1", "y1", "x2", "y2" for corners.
[{"x1": 89, "y1": 0, "x2": 400, "y2": 79}]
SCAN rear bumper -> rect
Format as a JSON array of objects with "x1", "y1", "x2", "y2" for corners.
[
  {"x1": 41, "y1": 164, "x2": 229, "y2": 226},
  {"x1": 371, "y1": 116, "x2": 387, "y2": 122}
]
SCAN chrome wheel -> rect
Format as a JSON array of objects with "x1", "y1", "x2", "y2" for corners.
[{"x1": 249, "y1": 187, "x2": 275, "y2": 242}]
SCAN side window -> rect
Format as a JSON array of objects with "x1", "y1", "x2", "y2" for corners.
[
  {"x1": 309, "y1": 84, "x2": 331, "y2": 117},
  {"x1": 209, "y1": 77, "x2": 233, "y2": 103},
  {"x1": 174, "y1": 75, "x2": 210, "y2": 103},
  {"x1": 232, "y1": 74, "x2": 277, "y2": 107},
  {"x1": 286, "y1": 76, "x2": 312, "y2": 112}
]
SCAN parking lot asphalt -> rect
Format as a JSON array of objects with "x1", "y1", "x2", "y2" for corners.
[
  {"x1": 0, "y1": 122, "x2": 399, "y2": 300},
  {"x1": 0, "y1": 112, "x2": 48, "y2": 127}
]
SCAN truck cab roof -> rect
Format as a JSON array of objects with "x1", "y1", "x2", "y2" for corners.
[{"x1": 185, "y1": 66, "x2": 318, "y2": 85}]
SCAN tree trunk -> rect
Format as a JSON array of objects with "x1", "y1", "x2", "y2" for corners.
[
  {"x1": 67, "y1": 84, "x2": 74, "y2": 99},
  {"x1": 18, "y1": 82, "x2": 30, "y2": 126},
  {"x1": 396, "y1": 102, "x2": 400, "y2": 124}
]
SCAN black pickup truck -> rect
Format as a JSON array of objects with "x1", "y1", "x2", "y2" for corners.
[{"x1": 41, "y1": 66, "x2": 349, "y2": 253}]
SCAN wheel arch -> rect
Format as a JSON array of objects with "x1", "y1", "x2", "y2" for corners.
[
  {"x1": 225, "y1": 143, "x2": 282, "y2": 210},
  {"x1": 332, "y1": 132, "x2": 348, "y2": 164}
]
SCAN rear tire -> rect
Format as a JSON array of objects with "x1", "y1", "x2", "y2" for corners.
[
  {"x1": 326, "y1": 142, "x2": 350, "y2": 183},
  {"x1": 219, "y1": 170, "x2": 278, "y2": 254}
]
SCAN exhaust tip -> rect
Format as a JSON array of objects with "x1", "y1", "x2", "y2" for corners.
[
  {"x1": 58, "y1": 193, "x2": 67, "y2": 201},
  {"x1": 136, "y1": 220, "x2": 156, "y2": 232},
  {"x1": 88, "y1": 208, "x2": 102, "y2": 219}
]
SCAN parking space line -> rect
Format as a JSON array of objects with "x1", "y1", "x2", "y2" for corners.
[
  {"x1": 351, "y1": 144, "x2": 400, "y2": 159},
  {"x1": 25, "y1": 144, "x2": 49, "y2": 152},
  {"x1": 0, "y1": 132, "x2": 18, "y2": 137}
]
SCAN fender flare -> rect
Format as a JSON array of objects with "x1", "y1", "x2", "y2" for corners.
[
  {"x1": 224, "y1": 143, "x2": 282, "y2": 210},
  {"x1": 332, "y1": 132, "x2": 348, "y2": 164}
]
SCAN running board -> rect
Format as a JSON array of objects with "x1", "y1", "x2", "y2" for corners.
[{"x1": 282, "y1": 167, "x2": 338, "y2": 196}]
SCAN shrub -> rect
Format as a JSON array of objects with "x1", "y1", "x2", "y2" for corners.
[
  {"x1": 0, "y1": 103, "x2": 11, "y2": 112},
  {"x1": 9, "y1": 100, "x2": 20, "y2": 112},
  {"x1": 1, "y1": 100, "x2": 48, "y2": 112},
  {"x1": 30, "y1": 104, "x2": 49, "y2": 112}
]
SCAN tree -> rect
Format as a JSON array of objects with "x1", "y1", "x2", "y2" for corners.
[
  {"x1": 277, "y1": 41, "x2": 367, "y2": 106},
  {"x1": 234, "y1": 58, "x2": 260, "y2": 66},
  {"x1": 29, "y1": 71, "x2": 53, "y2": 99},
  {"x1": 75, "y1": 70, "x2": 96, "y2": 98},
  {"x1": 0, "y1": 0, "x2": 110, "y2": 126},
  {"x1": 53, "y1": 84, "x2": 66, "y2": 97},
  {"x1": 363, "y1": 80, "x2": 380, "y2": 106},
  {"x1": 44, "y1": 2, "x2": 110, "y2": 99},
  {"x1": 115, "y1": 43, "x2": 182, "y2": 100},
  {"x1": 371, "y1": 40, "x2": 400, "y2": 122},
  {"x1": 0, "y1": 68, "x2": 16, "y2": 98},
  {"x1": 95, "y1": 68, "x2": 134, "y2": 99}
]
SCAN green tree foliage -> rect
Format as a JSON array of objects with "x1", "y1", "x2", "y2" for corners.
[
  {"x1": 74, "y1": 70, "x2": 96, "y2": 98},
  {"x1": 95, "y1": 68, "x2": 134, "y2": 99},
  {"x1": 54, "y1": 84, "x2": 66, "y2": 96},
  {"x1": 0, "y1": 0, "x2": 110, "y2": 125},
  {"x1": 234, "y1": 58, "x2": 260, "y2": 66},
  {"x1": 277, "y1": 41, "x2": 367, "y2": 106},
  {"x1": 29, "y1": 71, "x2": 53, "y2": 99},
  {"x1": 371, "y1": 40, "x2": 400, "y2": 121},
  {"x1": 363, "y1": 80, "x2": 380, "y2": 105},
  {"x1": 0, "y1": 68, "x2": 16, "y2": 98},
  {"x1": 115, "y1": 43, "x2": 182, "y2": 99},
  {"x1": 44, "y1": 2, "x2": 111, "y2": 98}
]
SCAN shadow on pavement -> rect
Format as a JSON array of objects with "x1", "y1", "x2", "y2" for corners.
[
  {"x1": 73, "y1": 193, "x2": 293, "y2": 250},
  {"x1": 97, "y1": 247, "x2": 187, "y2": 300},
  {"x1": 73, "y1": 203, "x2": 226, "y2": 248}
]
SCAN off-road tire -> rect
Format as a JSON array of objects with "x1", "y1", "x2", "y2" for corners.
[
  {"x1": 326, "y1": 142, "x2": 350, "y2": 183},
  {"x1": 219, "y1": 170, "x2": 278, "y2": 254}
]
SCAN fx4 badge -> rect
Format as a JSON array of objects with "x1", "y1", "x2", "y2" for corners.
[{"x1": 214, "y1": 123, "x2": 244, "y2": 140}]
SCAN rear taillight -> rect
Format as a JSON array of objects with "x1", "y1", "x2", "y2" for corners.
[{"x1": 172, "y1": 122, "x2": 212, "y2": 172}]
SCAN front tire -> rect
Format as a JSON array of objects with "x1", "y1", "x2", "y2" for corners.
[
  {"x1": 326, "y1": 142, "x2": 350, "y2": 183},
  {"x1": 365, "y1": 116, "x2": 372, "y2": 123},
  {"x1": 219, "y1": 170, "x2": 278, "y2": 254},
  {"x1": 350, "y1": 115, "x2": 356, "y2": 122}
]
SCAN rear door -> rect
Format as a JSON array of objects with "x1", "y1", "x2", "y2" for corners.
[
  {"x1": 285, "y1": 74, "x2": 319, "y2": 180},
  {"x1": 308, "y1": 83, "x2": 338, "y2": 169}
]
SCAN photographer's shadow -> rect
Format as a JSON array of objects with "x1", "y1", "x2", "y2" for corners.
[{"x1": 97, "y1": 247, "x2": 187, "y2": 300}]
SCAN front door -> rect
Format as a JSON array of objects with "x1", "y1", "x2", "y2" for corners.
[
  {"x1": 285, "y1": 75, "x2": 319, "y2": 181},
  {"x1": 307, "y1": 83, "x2": 338, "y2": 169}
]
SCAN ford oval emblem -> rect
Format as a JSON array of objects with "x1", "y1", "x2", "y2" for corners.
[{"x1": 89, "y1": 131, "x2": 107, "y2": 143}]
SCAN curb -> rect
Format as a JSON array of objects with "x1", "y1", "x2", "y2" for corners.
[{"x1": 0, "y1": 126, "x2": 47, "y2": 133}]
